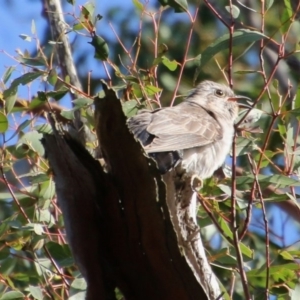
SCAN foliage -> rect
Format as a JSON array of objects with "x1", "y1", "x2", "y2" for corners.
[{"x1": 1, "y1": 0, "x2": 300, "y2": 299}]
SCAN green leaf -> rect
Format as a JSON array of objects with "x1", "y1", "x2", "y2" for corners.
[
  {"x1": 144, "y1": 85, "x2": 162, "y2": 96},
  {"x1": 11, "y1": 72, "x2": 43, "y2": 88},
  {"x1": 219, "y1": 218, "x2": 253, "y2": 259},
  {"x1": 66, "y1": 0, "x2": 76, "y2": 4},
  {"x1": 39, "y1": 179, "x2": 55, "y2": 201},
  {"x1": 253, "y1": 150, "x2": 275, "y2": 168},
  {"x1": 60, "y1": 109, "x2": 75, "y2": 120},
  {"x1": 46, "y1": 241, "x2": 74, "y2": 268},
  {"x1": 72, "y1": 97, "x2": 93, "y2": 108},
  {"x1": 279, "y1": 250, "x2": 294, "y2": 261},
  {"x1": 3, "y1": 86, "x2": 17, "y2": 114},
  {"x1": 213, "y1": 248, "x2": 237, "y2": 265},
  {"x1": 17, "y1": 131, "x2": 44, "y2": 156},
  {"x1": 265, "y1": 0, "x2": 274, "y2": 10},
  {"x1": 29, "y1": 285, "x2": 43, "y2": 300},
  {"x1": 34, "y1": 258, "x2": 52, "y2": 277},
  {"x1": 158, "y1": 0, "x2": 188, "y2": 12},
  {"x1": 291, "y1": 284, "x2": 300, "y2": 300},
  {"x1": 196, "y1": 29, "x2": 266, "y2": 70},
  {"x1": 47, "y1": 69, "x2": 57, "y2": 86},
  {"x1": 235, "y1": 136, "x2": 256, "y2": 156},
  {"x1": 225, "y1": 5, "x2": 240, "y2": 19},
  {"x1": 34, "y1": 123, "x2": 53, "y2": 134},
  {"x1": 281, "y1": 7, "x2": 292, "y2": 34},
  {"x1": 132, "y1": 0, "x2": 144, "y2": 11},
  {"x1": 81, "y1": 3, "x2": 95, "y2": 18},
  {"x1": 0, "y1": 247, "x2": 10, "y2": 260},
  {"x1": 19, "y1": 34, "x2": 32, "y2": 42},
  {"x1": 283, "y1": 0, "x2": 293, "y2": 18},
  {"x1": 73, "y1": 3, "x2": 96, "y2": 30},
  {"x1": 281, "y1": 0, "x2": 293, "y2": 33},
  {"x1": 158, "y1": 43, "x2": 168, "y2": 55},
  {"x1": 35, "y1": 92, "x2": 47, "y2": 102},
  {"x1": 29, "y1": 173, "x2": 50, "y2": 184},
  {"x1": 4, "y1": 71, "x2": 43, "y2": 110},
  {"x1": 89, "y1": 35, "x2": 109, "y2": 61},
  {"x1": 248, "y1": 262, "x2": 298, "y2": 279},
  {"x1": 0, "y1": 112, "x2": 8, "y2": 133},
  {"x1": 0, "y1": 291, "x2": 24, "y2": 300},
  {"x1": 161, "y1": 56, "x2": 178, "y2": 71},
  {"x1": 31, "y1": 20, "x2": 36, "y2": 35},
  {"x1": 262, "y1": 193, "x2": 291, "y2": 202},
  {"x1": 71, "y1": 277, "x2": 87, "y2": 290},
  {"x1": 15, "y1": 119, "x2": 32, "y2": 133},
  {"x1": 2, "y1": 66, "x2": 15, "y2": 84},
  {"x1": 122, "y1": 100, "x2": 139, "y2": 118},
  {"x1": 237, "y1": 108, "x2": 264, "y2": 126},
  {"x1": 236, "y1": 174, "x2": 300, "y2": 187},
  {"x1": 47, "y1": 88, "x2": 69, "y2": 101},
  {"x1": 18, "y1": 57, "x2": 46, "y2": 67},
  {"x1": 72, "y1": 23, "x2": 85, "y2": 31},
  {"x1": 36, "y1": 209, "x2": 55, "y2": 225},
  {"x1": 293, "y1": 87, "x2": 300, "y2": 109},
  {"x1": 69, "y1": 292, "x2": 87, "y2": 300},
  {"x1": 33, "y1": 224, "x2": 44, "y2": 235}
]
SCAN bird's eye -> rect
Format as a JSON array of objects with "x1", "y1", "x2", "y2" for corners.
[{"x1": 215, "y1": 89, "x2": 225, "y2": 97}]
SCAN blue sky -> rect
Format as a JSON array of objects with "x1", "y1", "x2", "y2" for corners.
[{"x1": 0, "y1": 0, "x2": 133, "y2": 100}]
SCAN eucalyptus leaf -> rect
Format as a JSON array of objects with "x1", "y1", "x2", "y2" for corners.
[
  {"x1": 10, "y1": 71, "x2": 43, "y2": 89},
  {"x1": 72, "y1": 97, "x2": 93, "y2": 108},
  {"x1": 237, "y1": 174, "x2": 300, "y2": 187},
  {"x1": 158, "y1": 0, "x2": 188, "y2": 12},
  {"x1": 17, "y1": 131, "x2": 44, "y2": 156},
  {"x1": 29, "y1": 285, "x2": 43, "y2": 300},
  {"x1": 0, "y1": 112, "x2": 8, "y2": 133},
  {"x1": 225, "y1": 5, "x2": 240, "y2": 19},
  {"x1": 46, "y1": 241, "x2": 74, "y2": 268},
  {"x1": 122, "y1": 100, "x2": 139, "y2": 118},
  {"x1": 162, "y1": 56, "x2": 178, "y2": 71},
  {"x1": 60, "y1": 109, "x2": 75, "y2": 120},
  {"x1": 19, "y1": 34, "x2": 32, "y2": 42},
  {"x1": 132, "y1": 0, "x2": 143, "y2": 11},
  {"x1": 0, "y1": 291, "x2": 24, "y2": 300},
  {"x1": 235, "y1": 136, "x2": 256, "y2": 156},
  {"x1": 2, "y1": 66, "x2": 15, "y2": 84},
  {"x1": 265, "y1": 0, "x2": 274, "y2": 10},
  {"x1": 3, "y1": 86, "x2": 17, "y2": 114},
  {"x1": 18, "y1": 57, "x2": 46, "y2": 67},
  {"x1": 89, "y1": 35, "x2": 109, "y2": 61},
  {"x1": 195, "y1": 29, "x2": 266, "y2": 70},
  {"x1": 71, "y1": 277, "x2": 87, "y2": 290}
]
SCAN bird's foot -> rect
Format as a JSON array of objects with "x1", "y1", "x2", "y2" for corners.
[{"x1": 191, "y1": 175, "x2": 203, "y2": 192}]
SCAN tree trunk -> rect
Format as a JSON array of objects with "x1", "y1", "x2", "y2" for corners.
[{"x1": 42, "y1": 84, "x2": 221, "y2": 299}]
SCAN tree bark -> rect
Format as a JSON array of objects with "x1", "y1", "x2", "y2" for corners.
[{"x1": 42, "y1": 84, "x2": 221, "y2": 299}]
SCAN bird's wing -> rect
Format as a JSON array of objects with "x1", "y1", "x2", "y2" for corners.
[{"x1": 144, "y1": 103, "x2": 223, "y2": 153}]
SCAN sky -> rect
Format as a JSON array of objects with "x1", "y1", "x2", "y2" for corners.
[{"x1": 0, "y1": 0, "x2": 131, "y2": 101}]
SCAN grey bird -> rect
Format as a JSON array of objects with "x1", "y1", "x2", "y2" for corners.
[{"x1": 127, "y1": 80, "x2": 249, "y2": 179}]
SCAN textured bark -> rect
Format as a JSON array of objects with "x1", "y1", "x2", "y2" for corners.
[
  {"x1": 42, "y1": 84, "x2": 217, "y2": 299},
  {"x1": 42, "y1": 121, "x2": 117, "y2": 299}
]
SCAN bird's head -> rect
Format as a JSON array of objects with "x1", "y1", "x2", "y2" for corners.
[{"x1": 187, "y1": 80, "x2": 250, "y2": 120}]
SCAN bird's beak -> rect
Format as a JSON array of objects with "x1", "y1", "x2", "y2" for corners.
[{"x1": 228, "y1": 95, "x2": 252, "y2": 109}]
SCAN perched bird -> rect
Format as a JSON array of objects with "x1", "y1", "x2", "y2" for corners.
[{"x1": 127, "y1": 80, "x2": 250, "y2": 180}]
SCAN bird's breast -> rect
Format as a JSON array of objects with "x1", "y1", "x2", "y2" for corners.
[{"x1": 181, "y1": 126, "x2": 234, "y2": 178}]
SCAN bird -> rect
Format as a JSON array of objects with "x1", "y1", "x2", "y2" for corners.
[{"x1": 127, "y1": 80, "x2": 250, "y2": 181}]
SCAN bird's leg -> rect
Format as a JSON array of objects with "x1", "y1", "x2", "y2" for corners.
[{"x1": 191, "y1": 175, "x2": 203, "y2": 192}]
